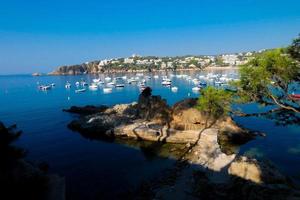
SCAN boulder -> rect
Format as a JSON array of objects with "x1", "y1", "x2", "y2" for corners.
[
  {"x1": 170, "y1": 98, "x2": 206, "y2": 130},
  {"x1": 137, "y1": 87, "x2": 172, "y2": 124},
  {"x1": 63, "y1": 105, "x2": 108, "y2": 115},
  {"x1": 228, "y1": 156, "x2": 288, "y2": 184}
]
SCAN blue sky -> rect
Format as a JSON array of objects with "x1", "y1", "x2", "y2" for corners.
[{"x1": 0, "y1": 0, "x2": 300, "y2": 74}]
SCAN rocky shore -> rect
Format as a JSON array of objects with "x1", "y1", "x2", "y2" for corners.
[
  {"x1": 64, "y1": 87, "x2": 300, "y2": 199},
  {"x1": 49, "y1": 67, "x2": 203, "y2": 76}
]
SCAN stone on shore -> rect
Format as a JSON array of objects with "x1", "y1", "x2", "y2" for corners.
[{"x1": 63, "y1": 105, "x2": 109, "y2": 115}]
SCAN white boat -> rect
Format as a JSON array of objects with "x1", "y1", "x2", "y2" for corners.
[
  {"x1": 214, "y1": 81, "x2": 223, "y2": 85},
  {"x1": 81, "y1": 81, "x2": 88, "y2": 86},
  {"x1": 75, "y1": 88, "x2": 86, "y2": 93},
  {"x1": 162, "y1": 80, "x2": 172, "y2": 85},
  {"x1": 93, "y1": 78, "x2": 101, "y2": 83},
  {"x1": 103, "y1": 87, "x2": 112, "y2": 93},
  {"x1": 192, "y1": 87, "x2": 201, "y2": 92},
  {"x1": 105, "y1": 77, "x2": 111, "y2": 81},
  {"x1": 50, "y1": 83, "x2": 55, "y2": 87},
  {"x1": 128, "y1": 79, "x2": 137, "y2": 84},
  {"x1": 122, "y1": 76, "x2": 127, "y2": 80},
  {"x1": 65, "y1": 82, "x2": 71, "y2": 89},
  {"x1": 39, "y1": 85, "x2": 51, "y2": 91},
  {"x1": 107, "y1": 82, "x2": 115, "y2": 86},
  {"x1": 75, "y1": 82, "x2": 80, "y2": 87},
  {"x1": 115, "y1": 84, "x2": 125, "y2": 88},
  {"x1": 171, "y1": 86, "x2": 178, "y2": 92},
  {"x1": 136, "y1": 73, "x2": 143, "y2": 77},
  {"x1": 153, "y1": 75, "x2": 159, "y2": 79},
  {"x1": 89, "y1": 83, "x2": 98, "y2": 90}
]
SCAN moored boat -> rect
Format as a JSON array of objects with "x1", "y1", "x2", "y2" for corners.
[
  {"x1": 171, "y1": 86, "x2": 178, "y2": 92},
  {"x1": 93, "y1": 78, "x2": 101, "y2": 83},
  {"x1": 65, "y1": 82, "x2": 71, "y2": 89},
  {"x1": 290, "y1": 94, "x2": 300, "y2": 99},
  {"x1": 162, "y1": 80, "x2": 172, "y2": 85},
  {"x1": 89, "y1": 83, "x2": 98, "y2": 90},
  {"x1": 192, "y1": 86, "x2": 201, "y2": 92},
  {"x1": 75, "y1": 88, "x2": 86, "y2": 93},
  {"x1": 128, "y1": 79, "x2": 137, "y2": 84},
  {"x1": 103, "y1": 87, "x2": 112, "y2": 93},
  {"x1": 105, "y1": 77, "x2": 111, "y2": 81},
  {"x1": 115, "y1": 84, "x2": 125, "y2": 88},
  {"x1": 107, "y1": 82, "x2": 115, "y2": 87},
  {"x1": 39, "y1": 85, "x2": 51, "y2": 91}
]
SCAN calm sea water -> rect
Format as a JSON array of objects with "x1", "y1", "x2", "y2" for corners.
[{"x1": 0, "y1": 69, "x2": 299, "y2": 199}]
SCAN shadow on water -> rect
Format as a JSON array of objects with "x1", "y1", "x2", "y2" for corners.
[
  {"x1": 70, "y1": 120, "x2": 300, "y2": 200},
  {"x1": 117, "y1": 150, "x2": 300, "y2": 200}
]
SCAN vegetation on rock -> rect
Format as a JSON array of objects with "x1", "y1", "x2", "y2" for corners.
[{"x1": 196, "y1": 86, "x2": 233, "y2": 124}]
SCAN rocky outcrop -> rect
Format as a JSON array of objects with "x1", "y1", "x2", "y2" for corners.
[
  {"x1": 49, "y1": 61, "x2": 101, "y2": 75},
  {"x1": 129, "y1": 126, "x2": 299, "y2": 200},
  {"x1": 68, "y1": 103, "x2": 138, "y2": 139},
  {"x1": 228, "y1": 156, "x2": 288, "y2": 184},
  {"x1": 64, "y1": 91, "x2": 300, "y2": 200},
  {"x1": 137, "y1": 87, "x2": 172, "y2": 124},
  {"x1": 66, "y1": 89, "x2": 254, "y2": 145},
  {"x1": 63, "y1": 105, "x2": 109, "y2": 115}
]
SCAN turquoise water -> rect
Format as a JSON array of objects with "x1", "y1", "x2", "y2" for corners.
[{"x1": 0, "y1": 70, "x2": 299, "y2": 198}]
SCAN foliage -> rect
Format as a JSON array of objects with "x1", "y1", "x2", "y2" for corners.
[
  {"x1": 215, "y1": 56, "x2": 224, "y2": 66},
  {"x1": 189, "y1": 59, "x2": 198, "y2": 66},
  {"x1": 235, "y1": 48, "x2": 300, "y2": 113},
  {"x1": 196, "y1": 86, "x2": 233, "y2": 120},
  {"x1": 287, "y1": 34, "x2": 300, "y2": 62}
]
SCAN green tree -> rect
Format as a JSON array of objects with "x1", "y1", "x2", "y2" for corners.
[
  {"x1": 235, "y1": 48, "x2": 300, "y2": 113},
  {"x1": 215, "y1": 56, "x2": 226, "y2": 66},
  {"x1": 287, "y1": 34, "x2": 300, "y2": 62},
  {"x1": 196, "y1": 86, "x2": 233, "y2": 125}
]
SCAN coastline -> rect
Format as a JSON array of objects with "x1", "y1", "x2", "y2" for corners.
[
  {"x1": 46, "y1": 65, "x2": 239, "y2": 76},
  {"x1": 64, "y1": 95, "x2": 300, "y2": 199}
]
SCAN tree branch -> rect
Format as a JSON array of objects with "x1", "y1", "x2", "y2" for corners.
[
  {"x1": 269, "y1": 94, "x2": 300, "y2": 113},
  {"x1": 231, "y1": 107, "x2": 283, "y2": 117}
]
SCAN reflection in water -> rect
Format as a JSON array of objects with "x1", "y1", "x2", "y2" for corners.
[
  {"x1": 244, "y1": 147, "x2": 265, "y2": 158},
  {"x1": 288, "y1": 145, "x2": 300, "y2": 155}
]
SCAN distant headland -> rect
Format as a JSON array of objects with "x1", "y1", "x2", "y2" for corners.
[{"x1": 47, "y1": 51, "x2": 263, "y2": 76}]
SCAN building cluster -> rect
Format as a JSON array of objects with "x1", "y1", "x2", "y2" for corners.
[{"x1": 96, "y1": 51, "x2": 256, "y2": 69}]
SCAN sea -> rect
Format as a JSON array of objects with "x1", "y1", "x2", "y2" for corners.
[{"x1": 0, "y1": 69, "x2": 299, "y2": 199}]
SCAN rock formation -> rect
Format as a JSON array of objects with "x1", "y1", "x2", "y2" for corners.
[
  {"x1": 67, "y1": 88, "x2": 254, "y2": 145},
  {"x1": 64, "y1": 90, "x2": 300, "y2": 199}
]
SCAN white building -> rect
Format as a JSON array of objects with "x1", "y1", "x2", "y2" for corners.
[
  {"x1": 222, "y1": 54, "x2": 239, "y2": 65},
  {"x1": 99, "y1": 59, "x2": 110, "y2": 66},
  {"x1": 124, "y1": 58, "x2": 135, "y2": 64},
  {"x1": 167, "y1": 61, "x2": 173, "y2": 68}
]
